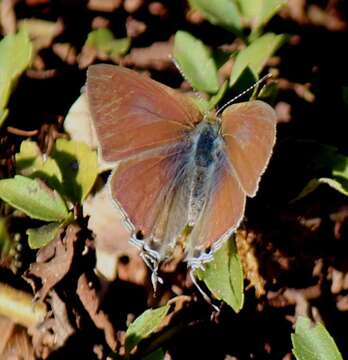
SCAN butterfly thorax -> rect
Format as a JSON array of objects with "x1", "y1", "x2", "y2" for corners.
[{"x1": 188, "y1": 121, "x2": 221, "y2": 226}]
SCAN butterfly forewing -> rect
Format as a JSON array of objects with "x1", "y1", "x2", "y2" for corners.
[
  {"x1": 87, "y1": 64, "x2": 201, "y2": 163},
  {"x1": 221, "y1": 100, "x2": 276, "y2": 197}
]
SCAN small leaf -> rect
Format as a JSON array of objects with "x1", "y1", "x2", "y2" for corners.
[
  {"x1": 174, "y1": 31, "x2": 219, "y2": 93},
  {"x1": 292, "y1": 142, "x2": 348, "y2": 201},
  {"x1": 0, "y1": 29, "x2": 33, "y2": 126},
  {"x1": 0, "y1": 175, "x2": 69, "y2": 222},
  {"x1": 291, "y1": 316, "x2": 343, "y2": 360},
  {"x1": 52, "y1": 139, "x2": 98, "y2": 204},
  {"x1": 189, "y1": 0, "x2": 242, "y2": 34},
  {"x1": 238, "y1": 0, "x2": 285, "y2": 32},
  {"x1": 16, "y1": 140, "x2": 62, "y2": 191},
  {"x1": 0, "y1": 109, "x2": 9, "y2": 128},
  {"x1": 0, "y1": 217, "x2": 12, "y2": 259},
  {"x1": 125, "y1": 305, "x2": 170, "y2": 355},
  {"x1": 317, "y1": 177, "x2": 348, "y2": 196},
  {"x1": 110, "y1": 38, "x2": 132, "y2": 59},
  {"x1": 86, "y1": 28, "x2": 130, "y2": 57},
  {"x1": 141, "y1": 348, "x2": 165, "y2": 360},
  {"x1": 230, "y1": 33, "x2": 285, "y2": 86},
  {"x1": 197, "y1": 235, "x2": 244, "y2": 312},
  {"x1": 27, "y1": 222, "x2": 62, "y2": 249}
]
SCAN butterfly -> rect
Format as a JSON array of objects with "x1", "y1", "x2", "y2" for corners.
[{"x1": 86, "y1": 64, "x2": 276, "y2": 281}]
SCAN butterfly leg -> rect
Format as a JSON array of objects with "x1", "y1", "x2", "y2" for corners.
[{"x1": 129, "y1": 235, "x2": 163, "y2": 293}]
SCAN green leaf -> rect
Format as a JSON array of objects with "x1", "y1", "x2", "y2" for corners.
[
  {"x1": 196, "y1": 235, "x2": 244, "y2": 312},
  {"x1": 292, "y1": 142, "x2": 348, "y2": 201},
  {"x1": 208, "y1": 80, "x2": 228, "y2": 109},
  {"x1": 141, "y1": 348, "x2": 165, "y2": 360},
  {"x1": 291, "y1": 316, "x2": 343, "y2": 360},
  {"x1": 174, "y1": 31, "x2": 219, "y2": 93},
  {"x1": 51, "y1": 139, "x2": 98, "y2": 204},
  {"x1": 230, "y1": 32, "x2": 285, "y2": 86},
  {"x1": 0, "y1": 29, "x2": 33, "y2": 127},
  {"x1": 0, "y1": 217, "x2": 12, "y2": 259},
  {"x1": 16, "y1": 140, "x2": 63, "y2": 191},
  {"x1": 86, "y1": 28, "x2": 130, "y2": 57},
  {"x1": 27, "y1": 222, "x2": 62, "y2": 249},
  {"x1": 0, "y1": 175, "x2": 69, "y2": 222},
  {"x1": 125, "y1": 305, "x2": 170, "y2": 355},
  {"x1": 238, "y1": 0, "x2": 285, "y2": 32},
  {"x1": 189, "y1": 0, "x2": 242, "y2": 34}
]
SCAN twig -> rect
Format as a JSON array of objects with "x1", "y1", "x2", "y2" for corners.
[
  {"x1": 0, "y1": 283, "x2": 46, "y2": 328},
  {"x1": 7, "y1": 126, "x2": 39, "y2": 137}
]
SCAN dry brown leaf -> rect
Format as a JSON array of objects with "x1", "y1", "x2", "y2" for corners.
[
  {"x1": 84, "y1": 182, "x2": 147, "y2": 284},
  {"x1": 0, "y1": 0, "x2": 17, "y2": 34},
  {"x1": 24, "y1": 224, "x2": 79, "y2": 302},
  {"x1": 88, "y1": 0, "x2": 122, "y2": 12},
  {"x1": 77, "y1": 273, "x2": 117, "y2": 350},
  {"x1": 121, "y1": 40, "x2": 173, "y2": 71},
  {"x1": 29, "y1": 291, "x2": 75, "y2": 358},
  {"x1": 236, "y1": 230, "x2": 265, "y2": 297},
  {"x1": 126, "y1": 16, "x2": 147, "y2": 38},
  {"x1": 0, "y1": 316, "x2": 35, "y2": 360}
]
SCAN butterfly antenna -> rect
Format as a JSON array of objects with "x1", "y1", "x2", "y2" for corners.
[
  {"x1": 189, "y1": 269, "x2": 220, "y2": 312},
  {"x1": 216, "y1": 73, "x2": 273, "y2": 117}
]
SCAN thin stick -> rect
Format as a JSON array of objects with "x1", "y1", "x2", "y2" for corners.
[{"x1": 7, "y1": 126, "x2": 39, "y2": 137}]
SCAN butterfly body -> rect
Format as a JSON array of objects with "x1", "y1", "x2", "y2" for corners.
[{"x1": 86, "y1": 64, "x2": 276, "y2": 271}]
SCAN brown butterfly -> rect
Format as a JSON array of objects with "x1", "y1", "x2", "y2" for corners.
[{"x1": 86, "y1": 64, "x2": 276, "y2": 278}]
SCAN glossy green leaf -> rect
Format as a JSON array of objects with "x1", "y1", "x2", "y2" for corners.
[
  {"x1": 197, "y1": 235, "x2": 244, "y2": 312},
  {"x1": 0, "y1": 29, "x2": 33, "y2": 127},
  {"x1": 125, "y1": 305, "x2": 170, "y2": 355},
  {"x1": 16, "y1": 140, "x2": 62, "y2": 191},
  {"x1": 52, "y1": 139, "x2": 98, "y2": 204},
  {"x1": 0, "y1": 176, "x2": 69, "y2": 222},
  {"x1": 189, "y1": 0, "x2": 242, "y2": 34},
  {"x1": 291, "y1": 316, "x2": 343, "y2": 360},
  {"x1": 27, "y1": 222, "x2": 62, "y2": 249},
  {"x1": 174, "y1": 31, "x2": 219, "y2": 93},
  {"x1": 230, "y1": 33, "x2": 285, "y2": 86},
  {"x1": 238, "y1": 0, "x2": 285, "y2": 31},
  {"x1": 86, "y1": 28, "x2": 130, "y2": 57}
]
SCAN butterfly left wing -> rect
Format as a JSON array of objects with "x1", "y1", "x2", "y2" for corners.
[
  {"x1": 221, "y1": 100, "x2": 276, "y2": 196},
  {"x1": 186, "y1": 100, "x2": 276, "y2": 263}
]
